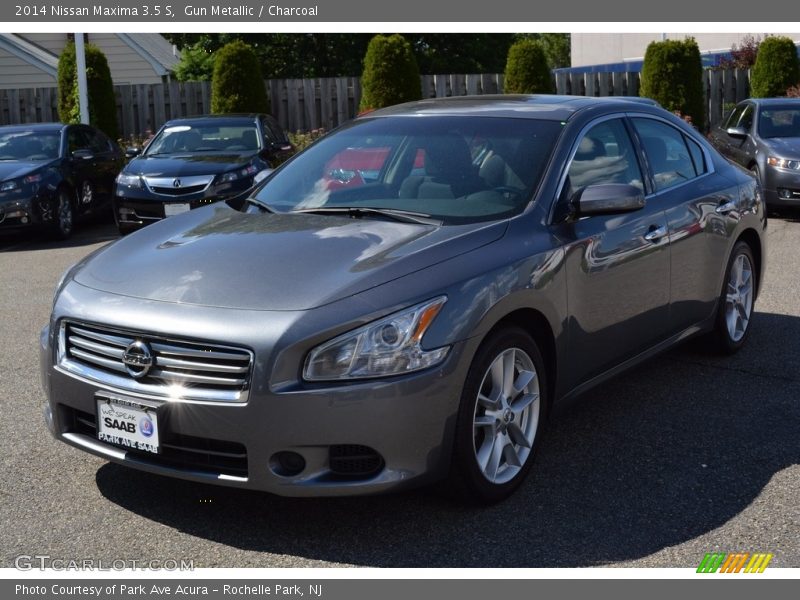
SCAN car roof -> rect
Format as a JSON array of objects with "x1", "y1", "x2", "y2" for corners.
[
  {"x1": 366, "y1": 95, "x2": 665, "y2": 121},
  {"x1": 0, "y1": 122, "x2": 65, "y2": 132},
  {"x1": 163, "y1": 114, "x2": 265, "y2": 127}
]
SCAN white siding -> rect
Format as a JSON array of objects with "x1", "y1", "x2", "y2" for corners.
[
  {"x1": 88, "y1": 33, "x2": 164, "y2": 85},
  {"x1": 0, "y1": 48, "x2": 56, "y2": 89},
  {"x1": 571, "y1": 33, "x2": 800, "y2": 68},
  {"x1": 19, "y1": 32, "x2": 66, "y2": 56}
]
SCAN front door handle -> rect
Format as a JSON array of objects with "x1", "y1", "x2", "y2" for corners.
[
  {"x1": 643, "y1": 225, "x2": 667, "y2": 243},
  {"x1": 716, "y1": 200, "x2": 737, "y2": 215}
]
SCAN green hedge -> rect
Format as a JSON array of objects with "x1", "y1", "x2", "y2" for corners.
[
  {"x1": 211, "y1": 40, "x2": 270, "y2": 114},
  {"x1": 359, "y1": 34, "x2": 422, "y2": 111},
  {"x1": 57, "y1": 41, "x2": 118, "y2": 139},
  {"x1": 503, "y1": 39, "x2": 552, "y2": 94},
  {"x1": 640, "y1": 38, "x2": 705, "y2": 130},
  {"x1": 750, "y1": 36, "x2": 800, "y2": 98}
]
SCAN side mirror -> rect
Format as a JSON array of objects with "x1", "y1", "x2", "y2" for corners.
[
  {"x1": 72, "y1": 149, "x2": 94, "y2": 161},
  {"x1": 726, "y1": 126, "x2": 747, "y2": 138},
  {"x1": 575, "y1": 184, "x2": 646, "y2": 216},
  {"x1": 125, "y1": 147, "x2": 141, "y2": 158}
]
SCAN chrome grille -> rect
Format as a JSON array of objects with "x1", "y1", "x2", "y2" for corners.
[
  {"x1": 59, "y1": 321, "x2": 253, "y2": 403},
  {"x1": 143, "y1": 175, "x2": 214, "y2": 197}
]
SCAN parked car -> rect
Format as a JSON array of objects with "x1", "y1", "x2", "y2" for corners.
[
  {"x1": 42, "y1": 95, "x2": 766, "y2": 504},
  {"x1": 709, "y1": 98, "x2": 800, "y2": 209},
  {"x1": 113, "y1": 114, "x2": 292, "y2": 234},
  {"x1": 0, "y1": 123, "x2": 123, "y2": 239}
]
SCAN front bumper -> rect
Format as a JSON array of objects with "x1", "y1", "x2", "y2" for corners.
[
  {"x1": 40, "y1": 288, "x2": 469, "y2": 496},
  {"x1": 114, "y1": 185, "x2": 252, "y2": 232},
  {"x1": 763, "y1": 165, "x2": 800, "y2": 206}
]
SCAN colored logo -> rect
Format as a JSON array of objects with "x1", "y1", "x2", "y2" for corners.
[
  {"x1": 697, "y1": 553, "x2": 773, "y2": 573},
  {"x1": 139, "y1": 416, "x2": 154, "y2": 438}
]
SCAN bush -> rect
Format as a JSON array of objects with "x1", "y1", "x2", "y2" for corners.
[
  {"x1": 174, "y1": 43, "x2": 215, "y2": 82},
  {"x1": 211, "y1": 40, "x2": 270, "y2": 114},
  {"x1": 640, "y1": 38, "x2": 705, "y2": 131},
  {"x1": 750, "y1": 36, "x2": 800, "y2": 98},
  {"x1": 57, "y1": 41, "x2": 118, "y2": 139},
  {"x1": 503, "y1": 39, "x2": 552, "y2": 94},
  {"x1": 359, "y1": 34, "x2": 421, "y2": 111}
]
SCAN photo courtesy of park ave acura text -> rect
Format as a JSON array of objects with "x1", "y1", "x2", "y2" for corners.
[{"x1": 1, "y1": 30, "x2": 798, "y2": 570}]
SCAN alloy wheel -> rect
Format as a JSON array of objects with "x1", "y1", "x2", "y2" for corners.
[
  {"x1": 81, "y1": 181, "x2": 93, "y2": 204},
  {"x1": 472, "y1": 347, "x2": 540, "y2": 484},
  {"x1": 725, "y1": 253, "x2": 753, "y2": 342}
]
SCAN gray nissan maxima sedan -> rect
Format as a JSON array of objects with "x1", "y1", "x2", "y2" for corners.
[
  {"x1": 41, "y1": 95, "x2": 766, "y2": 504},
  {"x1": 710, "y1": 98, "x2": 800, "y2": 209}
]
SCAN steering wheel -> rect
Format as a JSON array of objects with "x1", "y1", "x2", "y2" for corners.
[{"x1": 493, "y1": 186, "x2": 525, "y2": 201}]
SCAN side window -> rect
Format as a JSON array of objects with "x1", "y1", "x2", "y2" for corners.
[
  {"x1": 67, "y1": 128, "x2": 90, "y2": 153},
  {"x1": 725, "y1": 105, "x2": 745, "y2": 129},
  {"x1": 565, "y1": 119, "x2": 644, "y2": 195},
  {"x1": 87, "y1": 129, "x2": 111, "y2": 154},
  {"x1": 685, "y1": 136, "x2": 707, "y2": 176},
  {"x1": 738, "y1": 105, "x2": 755, "y2": 131},
  {"x1": 632, "y1": 118, "x2": 698, "y2": 192},
  {"x1": 262, "y1": 117, "x2": 286, "y2": 144}
]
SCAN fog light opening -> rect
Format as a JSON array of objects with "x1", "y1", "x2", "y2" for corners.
[
  {"x1": 269, "y1": 451, "x2": 306, "y2": 477},
  {"x1": 778, "y1": 188, "x2": 792, "y2": 199}
]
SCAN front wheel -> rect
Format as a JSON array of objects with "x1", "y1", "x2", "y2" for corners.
[
  {"x1": 448, "y1": 327, "x2": 548, "y2": 504},
  {"x1": 712, "y1": 241, "x2": 756, "y2": 354},
  {"x1": 52, "y1": 188, "x2": 74, "y2": 240}
]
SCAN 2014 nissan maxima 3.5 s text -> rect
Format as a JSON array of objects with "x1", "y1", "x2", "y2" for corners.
[{"x1": 41, "y1": 96, "x2": 766, "y2": 503}]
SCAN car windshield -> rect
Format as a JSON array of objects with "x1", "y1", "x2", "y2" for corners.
[
  {"x1": 0, "y1": 130, "x2": 61, "y2": 161},
  {"x1": 145, "y1": 121, "x2": 261, "y2": 155},
  {"x1": 251, "y1": 116, "x2": 563, "y2": 224},
  {"x1": 758, "y1": 106, "x2": 800, "y2": 138}
]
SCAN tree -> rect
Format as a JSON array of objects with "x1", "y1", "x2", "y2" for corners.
[
  {"x1": 504, "y1": 39, "x2": 552, "y2": 94},
  {"x1": 750, "y1": 36, "x2": 800, "y2": 98},
  {"x1": 174, "y1": 42, "x2": 215, "y2": 81},
  {"x1": 640, "y1": 38, "x2": 705, "y2": 130},
  {"x1": 359, "y1": 34, "x2": 422, "y2": 111},
  {"x1": 57, "y1": 41, "x2": 118, "y2": 139},
  {"x1": 513, "y1": 33, "x2": 571, "y2": 69},
  {"x1": 210, "y1": 40, "x2": 270, "y2": 114},
  {"x1": 718, "y1": 34, "x2": 761, "y2": 69}
]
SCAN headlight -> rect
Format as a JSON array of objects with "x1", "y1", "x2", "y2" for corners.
[
  {"x1": 0, "y1": 180, "x2": 19, "y2": 192},
  {"x1": 767, "y1": 156, "x2": 800, "y2": 170},
  {"x1": 217, "y1": 165, "x2": 259, "y2": 184},
  {"x1": 1, "y1": 174, "x2": 41, "y2": 192},
  {"x1": 303, "y1": 297, "x2": 450, "y2": 381},
  {"x1": 116, "y1": 173, "x2": 142, "y2": 188}
]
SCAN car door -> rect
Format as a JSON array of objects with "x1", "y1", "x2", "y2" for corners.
[
  {"x1": 66, "y1": 126, "x2": 95, "y2": 214},
  {"x1": 553, "y1": 117, "x2": 671, "y2": 385},
  {"x1": 630, "y1": 116, "x2": 737, "y2": 331},
  {"x1": 82, "y1": 127, "x2": 120, "y2": 202},
  {"x1": 727, "y1": 103, "x2": 758, "y2": 167},
  {"x1": 710, "y1": 103, "x2": 745, "y2": 162}
]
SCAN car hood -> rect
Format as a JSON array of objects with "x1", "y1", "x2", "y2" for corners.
[
  {"x1": 762, "y1": 137, "x2": 800, "y2": 157},
  {"x1": 73, "y1": 203, "x2": 507, "y2": 310},
  {"x1": 0, "y1": 160, "x2": 48, "y2": 181},
  {"x1": 125, "y1": 153, "x2": 255, "y2": 177}
]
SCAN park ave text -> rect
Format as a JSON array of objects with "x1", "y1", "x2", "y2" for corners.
[
  {"x1": 16, "y1": 584, "x2": 324, "y2": 597},
  {"x1": 16, "y1": 4, "x2": 320, "y2": 17}
]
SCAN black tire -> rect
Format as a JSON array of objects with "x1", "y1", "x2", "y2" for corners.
[
  {"x1": 447, "y1": 326, "x2": 549, "y2": 504},
  {"x1": 52, "y1": 187, "x2": 74, "y2": 240},
  {"x1": 711, "y1": 241, "x2": 756, "y2": 354}
]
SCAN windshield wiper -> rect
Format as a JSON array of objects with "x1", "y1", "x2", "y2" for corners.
[
  {"x1": 291, "y1": 206, "x2": 442, "y2": 226},
  {"x1": 245, "y1": 197, "x2": 274, "y2": 212}
]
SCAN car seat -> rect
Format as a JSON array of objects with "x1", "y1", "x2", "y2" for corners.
[{"x1": 399, "y1": 133, "x2": 481, "y2": 199}]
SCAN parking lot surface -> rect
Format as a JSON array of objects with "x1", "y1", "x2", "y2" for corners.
[{"x1": 1, "y1": 214, "x2": 798, "y2": 568}]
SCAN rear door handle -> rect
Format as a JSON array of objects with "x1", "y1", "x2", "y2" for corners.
[
  {"x1": 643, "y1": 225, "x2": 667, "y2": 242},
  {"x1": 716, "y1": 200, "x2": 737, "y2": 215}
]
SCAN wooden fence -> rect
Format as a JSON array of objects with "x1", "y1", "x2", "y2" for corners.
[
  {"x1": 555, "y1": 68, "x2": 751, "y2": 129},
  {"x1": 0, "y1": 69, "x2": 751, "y2": 137},
  {"x1": 0, "y1": 74, "x2": 505, "y2": 140}
]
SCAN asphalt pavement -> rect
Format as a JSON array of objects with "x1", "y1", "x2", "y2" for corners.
[{"x1": 1, "y1": 213, "x2": 798, "y2": 568}]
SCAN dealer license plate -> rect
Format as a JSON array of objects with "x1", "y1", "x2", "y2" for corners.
[
  {"x1": 164, "y1": 203, "x2": 190, "y2": 216},
  {"x1": 96, "y1": 395, "x2": 160, "y2": 454}
]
